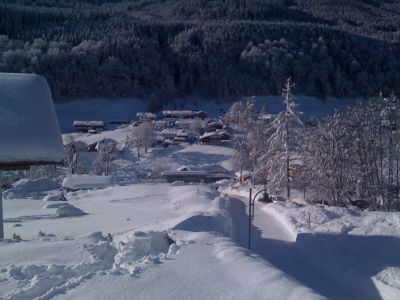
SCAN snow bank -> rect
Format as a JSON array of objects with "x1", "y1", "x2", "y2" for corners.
[
  {"x1": 43, "y1": 202, "x2": 68, "y2": 209},
  {"x1": 218, "y1": 183, "x2": 264, "y2": 201},
  {"x1": 62, "y1": 175, "x2": 115, "y2": 190},
  {"x1": 211, "y1": 236, "x2": 324, "y2": 300},
  {"x1": 4, "y1": 177, "x2": 61, "y2": 199},
  {"x1": 0, "y1": 73, "x2": 64, "y2": 164},
  {"x1": 220, "y1": 183, "x2": 400, "y2": 239},
  {"x1": 42, "y1": 193, "x2": 63, "y2": 202},
  {"x1": 373, "y1": 267, "x2": 400, "y2": 299},
  {"x1": 56, "y1": 204, "x2": 87, "y2": 218},
  {"x1": 266, "y1": 201, "x2": 400, "y2": 238},
  {"x1": 113, "y1": 231, "x2": 173, "y2": 276}
]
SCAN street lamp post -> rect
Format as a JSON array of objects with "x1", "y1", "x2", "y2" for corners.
[{"x1": 248, "y1": 187, "x2": 269, "y2": 250}]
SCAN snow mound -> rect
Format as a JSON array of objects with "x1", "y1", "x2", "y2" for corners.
[
  {"x1": 375, "y1": 267, "x2": 400, "y2": 290},
  {"x1": 173, "y1": 211, "x2": 230, "y2": 236},
  {"x1": 113, "y1": 231, "x2": 174, "y2": 276},
  {"x1": 2, "y1": 238, "x2": 116, "y2": 300},
  {"x1": 42, "y1": 194, "x2": 63, "y2": 202},
  {"x1": 4, "y1": 178, "x2": 61, "y2": 199},
  {"x1": 43, "y1": 202, "x2": 69, "y2": 209},
  {"x1": 266, "y1": 201, "x2": 400, "y2": 238},
  {"x1": 56, "y1": 205, "x2": 86, "y2": 218},
  {"x1": 62, "y1": 175, "x2": 115, "y2": 191}
]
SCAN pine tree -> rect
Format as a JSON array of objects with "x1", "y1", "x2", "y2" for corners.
[{"x1": 262, "y1": 78, "x2": 303, "y2": 198}]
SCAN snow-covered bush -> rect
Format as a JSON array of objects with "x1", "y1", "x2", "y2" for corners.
[
  {"x1": 4, "y1": 178, "x2": 61, "y2": 199},
  {"x1": 56, "y1": 204, "x2": 86, "y2": 218}
]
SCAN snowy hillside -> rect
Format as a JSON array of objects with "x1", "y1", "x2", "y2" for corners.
[{"x1": 1, "y1": 97, "x2": 400, "y2": 300}]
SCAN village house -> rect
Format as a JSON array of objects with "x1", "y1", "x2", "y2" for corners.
[
  {"x1": 173, "y1": 131, "x2": 189, "y2": 143},
  {"x1": 137, "y1": 112, "x2": 157, "y2": 122},
  {"x1": 161, "y1": 167, "x2": 233, "y2": 183},
  {"x1": 0, "y1": 73, "x2": 65, "y2": 239},
  {"x1": 162, "y1": 110, "x2": 208, "y2": 120},
  {"x1": 199, "y1": 131, "x2": 230, "y2": 144},
  {"x1": 153, "y1": 120, "x2": 167, "y2": 131},
  {"x1": 73, "y1": 121, "x2": 105, "y2": 133},
  {"x1": 207, "y1": 121, "x2": 223, "y2": 132}
]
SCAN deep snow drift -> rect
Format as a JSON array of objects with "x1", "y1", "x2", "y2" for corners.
[{"x1": 0, "y1": 182, "x2": 322, "y2": 300}]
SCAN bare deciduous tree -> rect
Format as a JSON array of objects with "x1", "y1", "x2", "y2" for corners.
[{"x1": 128, "y1": 123, "x2": 156, "y2": 157}]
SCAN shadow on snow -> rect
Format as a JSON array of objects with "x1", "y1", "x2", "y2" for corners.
[{"x1": 229, "y1": 198, "x2": 399, "y2": 300}]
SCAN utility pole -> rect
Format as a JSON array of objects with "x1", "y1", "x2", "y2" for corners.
[{"x1": 248, "y1": 188, "x2": 253, "y2": 249}]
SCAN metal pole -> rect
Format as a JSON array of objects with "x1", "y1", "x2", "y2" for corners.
[
  {"x1": 0, "y1": 175, "x2": 3, "y2": 240},
  {"x1": 248, "y1": 188, "x2": 252, "y2": 249}
]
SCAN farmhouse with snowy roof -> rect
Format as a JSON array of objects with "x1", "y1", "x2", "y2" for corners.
[
  {"x1": 0, "y1": 73, "x2": 64, "y2": 239},
  {"x1": 199, "y1": 131, "x2": 230, "y2": 144},
  {"x1": 137, "y1": 112, "x2": 157, "y2": 122},
  {"x1": 73, "y1": 120, "x2": 105, "y2": 133},
  {"x1": 162, "y1": 110, "x2": 208, "y2": 120}
]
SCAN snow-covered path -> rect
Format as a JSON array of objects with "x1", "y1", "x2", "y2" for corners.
[{"x1": 228, "y1": 196, "x2": 370, "y2": 299}]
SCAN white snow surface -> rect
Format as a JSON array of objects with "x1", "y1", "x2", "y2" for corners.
[
  {"x1": 56, "y1": 204, "x2": 87, "y2": 218},
  {"x1": 0, "y1": 183, "x2": 322, "y2": 300},
  {"x1": 266, "y1": 200, "x2": 400, "y2": 237},
  {"x1": 0, "y1": 73, "x2": 64, "y2": 164}
]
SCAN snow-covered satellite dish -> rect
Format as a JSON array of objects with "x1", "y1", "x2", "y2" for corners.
[{"x1": 0, "y1": 73, "x2": 64, "y2": 169}]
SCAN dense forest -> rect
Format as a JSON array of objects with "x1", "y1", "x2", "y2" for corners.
[{"x1": 0, "y1": 0, "x2": 399, "y2": 104}]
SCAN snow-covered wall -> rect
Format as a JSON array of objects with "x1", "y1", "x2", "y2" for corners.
[{"x1": 0, "y1": 73, "x2": 64, "y2": 164}]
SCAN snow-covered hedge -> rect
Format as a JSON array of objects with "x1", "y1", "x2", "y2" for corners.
[{"x1": 4, "y1": 178, "x2": 61, "y2": 199}]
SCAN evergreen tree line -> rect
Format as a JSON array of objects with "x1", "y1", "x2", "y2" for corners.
[{"x1": 0, "y1": 0, "x2": 399, "y2": 102}]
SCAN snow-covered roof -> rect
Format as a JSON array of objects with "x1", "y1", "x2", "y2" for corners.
[
  {"x1": 73, "y1": 121, "x2": 105, "y2": 127},
  {"x1": 0, "y1": 73, "x2": 64, "y2": 167},
  {"x1": 62, "y1": 175, "x2": 115, "y2": 190},
  {"x1": 137, "y1": 112, "x2": 156, "y2": 118},
  {"x1": 177, "y1": 166, "x2": 191, "y2": 171},
  {"x1": 176, "y1": 131, "x2": 188, "y2": 137},
  {"x1": 199, "y1": 132, "x2": 224, "y2": 140},
  {"x1": 95, "y1": 138, "x2": 118, "y2": 150},
  {"x1": 162, "y1": 110, "x2": 207, "y2": 118},
  {"x1": 161, "y1": 171, "x2": 208, "y2": 176}
]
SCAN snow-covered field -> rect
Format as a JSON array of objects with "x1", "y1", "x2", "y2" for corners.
[
  {"x1": 1, "y1": 97, "x2": 399, "y2": 300},
  {"x1": 0, "y1": 181, "x2": 321, "y2": 300}
]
